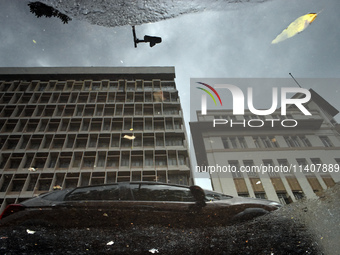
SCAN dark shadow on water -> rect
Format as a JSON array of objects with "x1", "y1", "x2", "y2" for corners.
[{"x1": 28, "y1": 2, "x2": 71, "y2": 24}]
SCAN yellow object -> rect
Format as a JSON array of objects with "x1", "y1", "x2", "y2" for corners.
[
  {"x1": 33, "y1": 40, "x2": 37, "y2": 44},
  {"x1": 272, "y1": 13, "x2": 318, "y2": 44}
]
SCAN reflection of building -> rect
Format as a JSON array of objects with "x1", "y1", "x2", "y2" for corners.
[
  {"x1": 190, "y1": 89, "x2": 340, "y2": 204},
  {"x1": 0, "y1": 67, "x2": 191, "y2": 212}
]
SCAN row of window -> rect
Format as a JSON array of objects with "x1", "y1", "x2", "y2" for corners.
[
  {"x1": 0, "y1": 103, "x2": 181, "y2": 119},
  {"x1": 0, "y1": 79, "x2": 176, "y2": 93},
  {"x1": 238, "y1": 191, "x2": 304, "y2": 204},
  {"x1": 0, "y1": 117, "x2": 183, "y2": 134},
  {"x1": 66, "y1": 183, "x2": 194, "y2": 202},
  {"x1": 221, "y1": 135, "x2": 334, "y2": 149},
  {"x1": 227, "y1": 158, "x2": 339, "y2": 178},
  {"x1": 0, "y1": 132, "x2": 186, "y2": 151},
  {"x1": 0, "y1": 150, "x2": 189, "y2": 171},
  {"x1": 0, "y1": 91, "x2": 179, "y2": 105},
  {"x1": 0, "y1": 172, "x2": 189, "y2": 195}
]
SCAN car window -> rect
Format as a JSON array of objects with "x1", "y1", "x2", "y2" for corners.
[
  {"x1": 130, "y1": 184, "x2": 196, "y2": 202},
  {"x1": 65, "y1": 184, "x2": 120, "y2": 201},
  {"x1": 41, "y1": 189, "x2": 71, "y2": 201},
  {"x1": 205, "y1": 191, "x2": 232, "y2": 201}
]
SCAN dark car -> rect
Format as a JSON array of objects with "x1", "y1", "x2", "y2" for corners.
[{"x1": 0, "y1": 182, "x2": 281, "y2": 228}]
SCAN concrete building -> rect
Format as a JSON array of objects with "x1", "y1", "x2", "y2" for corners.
[
  {"x1": 190, "y1": 89, "x2": 340, "y2": 204},
  {"x1": 0, "y1": 67, "x2": 191, "y2": 212}
]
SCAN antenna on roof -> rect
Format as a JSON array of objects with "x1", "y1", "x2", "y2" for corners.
[{"x1": 289, "y1": 73, "x2": 302, "y2": 88}]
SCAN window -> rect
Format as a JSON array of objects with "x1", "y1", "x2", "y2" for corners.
[
  {"x1": 229, "y1": 161, "x2": 242, "y2": 178},
  {"x1": 222, "y1": 138, "x2": 229, "y2": 149},
  {"x1": 319, "y1": 136, "x2": 333, "y2": 147},
  {"x1": 238, "y1": 138, "x2": 247, "y2": 148},
  {"x1": 261, "y1": 137, "x2": 272, "y2": 148},
  {"x1": 222, "y1": 137, "x2": 247, "y2": 149},
  {"x1": 284, "y1": 136, "x2": 295, "y2": 147},
  {"x1": 300, "y1": 136, "x2": 312, "y2": 147},
  {"x1": 58, "y1": 158, "x2": 70, "y2": 169},
  {"x1": 133, "y1": 136, "x2": 142, "y2": 147},
  {"x1": 131, "y1": 156, "x2": 143, "y2": 167},
  {"x1": 165, "y1": 135, "x2": 183, "y2": 146},
  {"x1": 269, "y1": 137, "x2": 279, "y2": 147},
  {"x1": 276, "y1": 193, "x2": 289, "y2": 205},
  {"x1": 83, "y1": 158, "x2": 94, "y2": 168},
  {"x1": 243, "y1": 160, "x2": 258, "y2": 177},
  {"x1": 48, "y1": 154, "x2": 57, "y2": 168},
  {"x1": 155, "y1": 156, "x2": 166, "y2": 166},
  {"x1": 296, "y1": 158, "x2": 308, "y2": 174},
  {"x1": 291, "y1": 136, "x2": 301, "y2": 147},
  {"x1": 255, "y1": 192, "x2": 266, "y2": 199},
  {"x1": 121, "y1": 152, "x2": 130, "y2": 167},
  {"x1": 310, "y1": 158, "x2": 322, "y2": 165},
  {"x1": 229, "y1": 138, "x2": 237, "y2": 148},
  {"x1": 254, "y1": 136, "x2": 278, "y2": 148},
  {"x1": 144, "y1": 152, "x2": 154, "y2": 166},
  {"x1": 285, "y1": 136, "x2": 311, "y2": 147},
  {"x1": 277, "y1": 159, "x2": 291, "y2": 175},
  {"x1": 130, "y1": 184, "x2": 195, "y2": 202},
  {"x1": 168, "y1": 157, "x2": 177, "y2": 165},
  {"x1": 253, "y1": 137, "x2": 260, "y2": 148},
  {"x1": 156, "y1": 134, "x2": 164, "y2": 146},
  {"x1": 296, "y1": 158, "x2": 307, "y2": 167},
  {"x1": 293, "y1": 191, "x2": 304, "y2": 200},
  {"x1": 178, "y1": 154, "x2": 186, "y2": 165},
  {"x1": 263, "y1": 159, "x2": 278, "y2": 177},
  {"x1": 66, "y1": 185, "x2": 120, "y2": 201}
]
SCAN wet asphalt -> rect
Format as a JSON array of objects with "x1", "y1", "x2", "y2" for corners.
[{"x1": 1, "y1": 183, "x2": 339, "y2": 254}]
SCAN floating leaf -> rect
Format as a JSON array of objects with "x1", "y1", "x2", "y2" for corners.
[
  {"x1": 272, "y1": 13, "x2": 319, "y2": 44},
  {"x1": 33, "y1": 40, "x2": 37, "y2": 44},
  {"x1": 123, "y1": 135, "x2": 136, "y2": 140},
  {"x1": 27, "y1": 229, "x2": 36, "y2": 235},
  {"x1": 53, "y1": 185, "x2": 62, "y2": 190}
]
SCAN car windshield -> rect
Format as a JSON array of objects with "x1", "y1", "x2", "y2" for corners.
[
  {"x1": 65, "y1": 185, "x2": 120, "y2": 201},
  {"x1": 205, "y1": 191, "x2": 232, "y2": 201},
  {"x1": 130, "y1": 184, "x2": 196, "y2": 202},
  {"x1": 41, "y1": 189, "x2": 72, "y2": 201}
]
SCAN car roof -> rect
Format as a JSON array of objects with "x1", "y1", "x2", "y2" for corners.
[{"x1": 70, "y1": 181, "x2": 192, "y2": 191}]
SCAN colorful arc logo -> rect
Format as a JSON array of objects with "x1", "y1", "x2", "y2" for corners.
[{"x1": 196, "y1": 82, "x2": 223, "y2": 106}]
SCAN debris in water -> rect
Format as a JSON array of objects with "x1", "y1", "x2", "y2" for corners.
[{"x1": 27, "y1": 229, "x2": 36, "y2": 235}]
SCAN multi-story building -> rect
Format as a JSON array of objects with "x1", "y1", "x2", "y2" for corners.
[
  {"x1": 190, "y1": 89, "x2": 340, "y2": 204},
  {"x1": 0, "y1": 67, "x2": 191, "y2": 212}
]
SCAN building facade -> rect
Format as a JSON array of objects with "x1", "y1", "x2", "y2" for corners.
[
  {"x1": 190, "y1": 89, "x2": 340, "y2": 204},
  {"x1": 0, "y1": 67, "x2": 191, "y2": 212}
]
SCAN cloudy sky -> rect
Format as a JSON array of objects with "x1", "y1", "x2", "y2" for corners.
[{"x1": 1, "y1": 0, "x2": 340, "y2": 187}]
